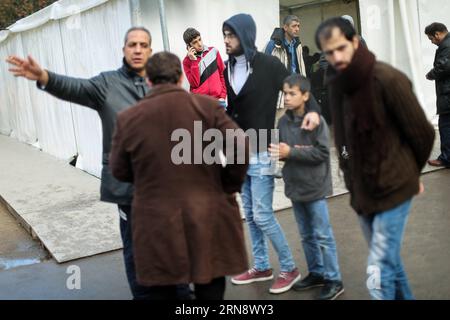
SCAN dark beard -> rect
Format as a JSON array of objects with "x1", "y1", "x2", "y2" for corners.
[{"x1": 229, "y1": 47, "x2": 244, "y2": 56}]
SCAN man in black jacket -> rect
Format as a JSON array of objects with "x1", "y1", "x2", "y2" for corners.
[
  {"x1": 425, "y1": 22, "x2": 450, "y2": 168},
  {"x1": 6, "y1": 27, "x2": 190, "y2": 300},
  {"x1": 223, "y1": 13, "x2": 320, "y2": 295}
]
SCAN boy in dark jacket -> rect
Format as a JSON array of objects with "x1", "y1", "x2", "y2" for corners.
[{"x1": 269, "y1": 75, "x2": 343, "y2": 300}]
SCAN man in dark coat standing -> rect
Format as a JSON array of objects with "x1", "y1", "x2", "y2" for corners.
[
  {"x1": 425, "y1": 22, "x2": 450, "y2": 168},
  {"x1": 5, "y1": 27, "x2": 183, "y2": 300},
  {"x1": 110, "y1": 52, "x2": 250, "y2": 300},
  {"x1": 316, "y1": 17, "x2": 435, "y2": 300}
]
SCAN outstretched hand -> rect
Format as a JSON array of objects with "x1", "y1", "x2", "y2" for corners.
[{"x1": 6, "y1": 55, "x2": 48, "y2": 85}]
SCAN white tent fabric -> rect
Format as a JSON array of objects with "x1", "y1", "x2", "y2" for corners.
[
  {"x1": 359, "y1": 0, "x2": 450, "y2": 121},
  {"x1": 0, "y1": 0, "x2": 131, "y2": 177},
  {"x1": 0, "y1": 0, "x2": 109, "y2": 43}
]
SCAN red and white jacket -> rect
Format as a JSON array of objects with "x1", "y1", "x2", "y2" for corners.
[{"x1": 183, "y1": 46, "x2": 227, "y2": 100}]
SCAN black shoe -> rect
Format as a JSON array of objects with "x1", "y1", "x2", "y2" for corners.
[
  {"x1": 292, "y1": 273, "x2": 325, "y2": 291},
  {"x1": 318, "y1": 281, "x2": 344, "y2": 300}
]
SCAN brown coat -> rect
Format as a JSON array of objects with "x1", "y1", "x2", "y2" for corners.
[
  {"x1": 110, "y1": 84, "x2": 249, "y2": 286},
  {"x1": 327, "y1": 46, "x2": 435, "y2": 216}
]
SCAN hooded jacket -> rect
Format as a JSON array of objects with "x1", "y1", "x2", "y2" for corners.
[
  {"x1": 264, "y1": 27, "x2": 306, "y2": 77},
  {"x1": 223, "y1": 14, "x2": 320, "y2": 152},
  {"x1": 278, "y1": 111, "x2": 332, "y2": 202}
]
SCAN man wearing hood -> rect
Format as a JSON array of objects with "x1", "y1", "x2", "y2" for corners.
[
  {"x1": 222, "y1": 13, "x2": 321, "y2": 294},
  {"x1": 316, "y1": 17, "x2": 434, "y2": 300}
]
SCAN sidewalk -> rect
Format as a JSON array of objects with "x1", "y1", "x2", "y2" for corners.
[{"x1": 0, "y1": 169, "x2": 449, "y2": 300}]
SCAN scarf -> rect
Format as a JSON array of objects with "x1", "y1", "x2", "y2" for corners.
[{"x1": 326, "y1": 44, "x2": 387, "y2": 175}]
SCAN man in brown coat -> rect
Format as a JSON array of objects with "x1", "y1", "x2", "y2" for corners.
[
  {"x1": 110, "y1": 52, "x2": 249, "y2": 300},
  {"x1": 316, "y1": 18, "x2": 435, "y2": 300}
]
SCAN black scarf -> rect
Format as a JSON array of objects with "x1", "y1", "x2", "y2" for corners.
[{"x1": 326, "y1": 44, "x2": 387, "y2": 173}]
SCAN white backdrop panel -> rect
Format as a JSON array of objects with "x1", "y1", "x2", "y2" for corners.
[
  {"x1": 359, "y1": 0, "x2": 434, "y2": 119},
  {"x1": 58, "y1": 0, "x2": 132, "y2": 177},
  {"x1": 20, "y1": 22, "x2": 78, "y2": 160},
  {"x1": 0, "y1": 45, "x2": 13, "y2": 135},
  {"x1": 1, "y1": 35, "x2": 38, "y2": 144}
]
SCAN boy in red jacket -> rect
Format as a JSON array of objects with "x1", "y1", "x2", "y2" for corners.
[{"x1": 182, "y1": 28, "x2": 227, "y2": 107}]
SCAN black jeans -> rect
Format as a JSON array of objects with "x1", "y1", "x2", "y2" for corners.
[
  {"x1": 438, "y1": 113, "x2": 450, "y2": 166},
  {"x1": 140, "y1": 277, "x2": 226, "y2": 301},
  {"x1": 118, "y1": 205, "x2": 192, "y2": 300}
]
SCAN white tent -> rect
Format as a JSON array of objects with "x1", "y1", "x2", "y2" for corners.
[
  {"x1": 0, "y1": 0, "x2": 447, "y2": 178},
  {"x1": 0, "y1": 0, "x2": 278, "y2": 178}
]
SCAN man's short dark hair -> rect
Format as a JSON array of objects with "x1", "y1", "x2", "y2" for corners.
[
  {"x1": 283, "y1": 15, "x2": 300, "y2": 26},
  {"x1": 315, "y1": 17, "x2": 356, "y2": 50},
  {"x1": 283, "y1": 74, "x2": 311, "y2": 94},
  {"x1": 146, "y1": 52, "x2": 182, "y2": 85},
  {"x1": 124, "y1": 26, "x2": 152, "y2": 46},
  {"x1": 183, "y1": 28, "x2": 201, "y2": 45},
  {"x1": 425, "y1": 22, "x2": 448, "y2": 36}
]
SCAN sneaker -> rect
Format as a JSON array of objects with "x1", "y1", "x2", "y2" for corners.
[
  {"x1": 269, "y1": 268, "x2": 301, "y2": 294},
  {"x1": 231, "y1": 268, "x2": 274, "y2": 285},
  {"x1": 292, "y1": 273, "x2": 326, "y2": 291},
  {"x1": 318, "y1": 281, "x2": 345, "y2": 300}
]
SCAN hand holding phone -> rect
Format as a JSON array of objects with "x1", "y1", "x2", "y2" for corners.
[{"x1": 187, "y1": 46, "x2": 197, "y2": 61}]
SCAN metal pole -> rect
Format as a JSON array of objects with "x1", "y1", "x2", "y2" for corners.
[
  {"x1": 129, "y1": 0, "x2": 142, "y2": 26},
  {"x1": 158, "y1": 0, "x2": 170, "y2": 51}
]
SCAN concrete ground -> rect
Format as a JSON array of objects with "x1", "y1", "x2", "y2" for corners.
[
  {"x1": 0, "y1": 169, "x2": 449, "y2": 300},
  {"x1": 0, "y1": 201, "x2": 48, "y2": 271}
]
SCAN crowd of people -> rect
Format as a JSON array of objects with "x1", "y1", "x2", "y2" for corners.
[{"x1": 6, "y1": 11, "x2": 448, "y2": 301}]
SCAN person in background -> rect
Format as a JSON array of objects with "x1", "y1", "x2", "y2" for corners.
[
  {"x1": 182, "y1": 27, "x2": 227, "y2": 108},
  {"x1": 425, "y1": 22, "x2": 450, "y2": 168}
]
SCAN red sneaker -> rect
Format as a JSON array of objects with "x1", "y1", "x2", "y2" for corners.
[
  {"x1": 231, "y1": 268, "x2": 274, "y2": 285},
  {"x1": 269, "y1": 268, "x2": 301, "y2": 294}
]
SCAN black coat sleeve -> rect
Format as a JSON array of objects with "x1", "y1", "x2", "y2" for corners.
[
  {"x1": 428, "y1": 45, "x2": 450, "y2": 80},
  {"x1": 39, "y1": 71, "x2": 108, "y2": 110}
]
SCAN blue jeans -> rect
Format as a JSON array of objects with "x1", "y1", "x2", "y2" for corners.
[
  {"x1": 292, "y1": 199, "x2": 342, "y2": 281},
  {"x1": 358, "y1": 199, "x2": 414, "y2": 300},
  {"x1": 241, "y1": 152, "x2": 296, "y2": 273},
  {"x1": 438, "y1": 113, "x2": 450, "y2": 166}
]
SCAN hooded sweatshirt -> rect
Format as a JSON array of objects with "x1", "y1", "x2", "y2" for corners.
[{"x1": 223, "y1": 14, "x2": 320, "y2": 152}]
